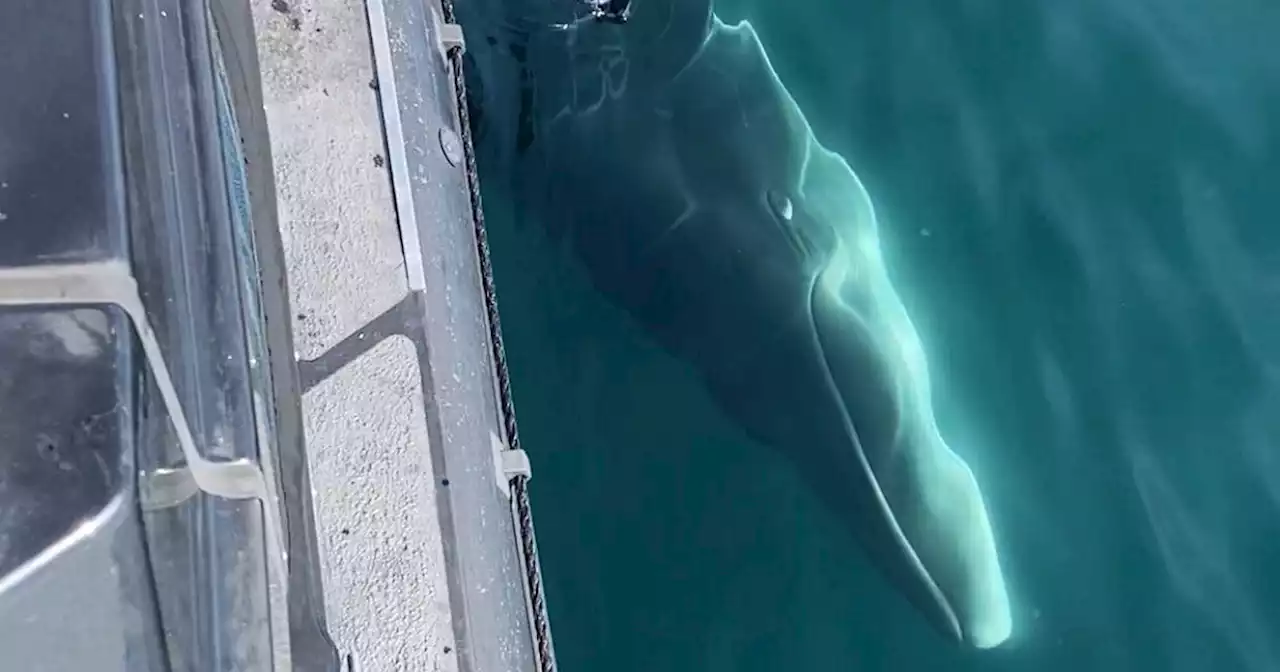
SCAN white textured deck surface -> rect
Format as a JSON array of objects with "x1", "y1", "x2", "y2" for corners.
[{"x1": 251, "y1": 0, "x2": 456, "y2": 668}]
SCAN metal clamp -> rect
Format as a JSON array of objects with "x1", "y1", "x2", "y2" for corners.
[
  {"x1": 0, "y1": 260, "x2": 290, "y2": 602},
  {"x1": 431, "y1": 6, "x2": 465, "y2": 60},
  {"x1": 490, "y1": 431, "x2": 531, "y2": 498},
  {"x1": 141, "y1": 466, "x2": 201, "y2": 511}
]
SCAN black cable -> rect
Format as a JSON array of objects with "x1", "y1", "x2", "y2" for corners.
[{"x1": 438, "y1": 2, "x2": 559, "y2": 670}]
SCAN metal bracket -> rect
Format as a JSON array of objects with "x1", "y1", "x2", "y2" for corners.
[
  {"x1": 502, "y1": 447, "x2": 532, "y2": 481},
  {"x1": 490, "y1": 431, "x2": 531, "y2": 498},
  {"x1": 141, "y1": 466, "x2": 201, "y2": 511},
  {"x1": 430, "y1": 6, "x2": 465, "y2": 62},
  {"x1": 0, "y1": 260, "x2": 291, "y2": 602}
]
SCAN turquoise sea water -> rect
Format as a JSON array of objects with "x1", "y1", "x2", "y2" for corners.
[{"x1": 458, "y1": 1, "x2": 1280, "y2": 669}]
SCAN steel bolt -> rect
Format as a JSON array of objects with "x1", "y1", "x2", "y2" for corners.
[{"x1": 439, "y1": 127, "x2": 462, "y2": 167}]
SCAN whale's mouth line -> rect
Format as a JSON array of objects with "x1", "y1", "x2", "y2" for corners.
[{"x1": 804, "y1": 275, "x2": 965, "y2": 643}]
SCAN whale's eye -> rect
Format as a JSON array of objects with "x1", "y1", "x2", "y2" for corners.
[
  {"x1": 767, "y1": 190, "x2": 817, "y2": 263},
  {"x1": 767, "y1": 190, "x2": 793, "y2": 222}
]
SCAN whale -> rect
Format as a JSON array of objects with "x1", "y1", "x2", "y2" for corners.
[{"x1": 460, "y1": 0, "x2": 1014, "y2": 649}]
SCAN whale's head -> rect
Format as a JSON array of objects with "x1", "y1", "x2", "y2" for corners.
[
  {"x1": 778, "y1": 143, "x2": 1014, "y2": 649},
  {"x1": 685, "y1": 122, "x2": 1013, "y2": 647}
]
